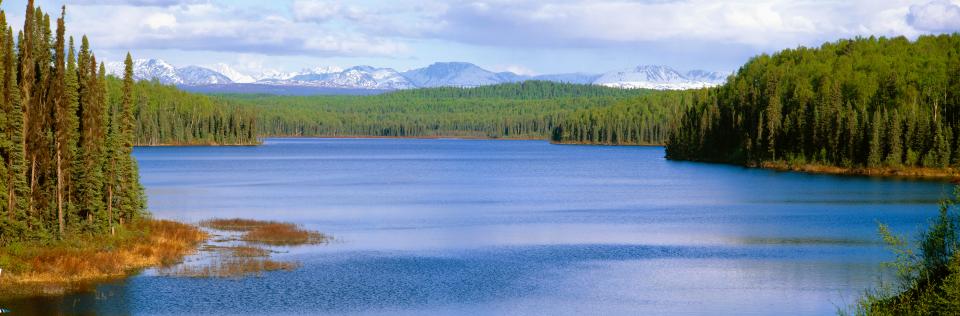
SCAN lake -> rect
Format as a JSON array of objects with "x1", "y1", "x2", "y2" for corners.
[{"x1": 3, "y1": 138, "x2": 952, "y2": 315}]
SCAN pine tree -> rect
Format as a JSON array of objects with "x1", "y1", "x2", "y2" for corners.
[
  {"x1": 64, "y1": 36, "x2": 79, "y2": 229},
  {"x1": 886, "y1": 110, "x2": 903, "y2": 167},
  {"x1": 4, "y1": 24, "x2": 28, "y2": 240},
  {"x1": 868, "y1": 111, "x2": 884, "y2": 168},
  {"x1": 117, "y1": 53, "x2": 144, "y2": 224},
  {"x1": 52, "y1": 6, "x2": 67, "y2": 237}
]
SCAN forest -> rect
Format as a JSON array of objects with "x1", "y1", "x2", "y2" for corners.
[
  {"x1": 220, "y1": 81, "x2": 653, "y2": 139},
  {"x1": 115, "y1": 79, "x2": 257, "y2": 146},
  {"x1": 0, "y1": 1, "x2": 144, "y2": 244},
  {"x1": 665, "y1": 34, "x2": 960, "y2": 171},
  {"x1": 549, "y1": 89, "x2": 706, "y2": 145}
]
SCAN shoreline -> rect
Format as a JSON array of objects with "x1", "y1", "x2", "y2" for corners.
[
  {"x1": 259, "y1": 135, "x2": 547, "y2": 141},
  {"x1": 757, "y1": 161, "x2": 960, "y2": 182},
  {"x1": 0, "y1": 220, "x2": 207, "y2": 298},
  {"x1": 135, "y1": 142, "x2": 261, "y2": 147},
  {"x1": 549, "y1": 140, "x2": 665, "y2": 147}
]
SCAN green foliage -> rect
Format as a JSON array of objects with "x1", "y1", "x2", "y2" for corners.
[
  {"x1": 220, "y1": 81, "x2": 651, "y2": 139},
  {"x1": 550, "y1": 89, "x2": 705, "y2": 145},
  {"x1": 846, "y1": 186, "x2": 960, "y2": 316},
  {"x1": 667, "y1": 34, "x2": 960, "y2": 171},
  {"x1": 107, "y1": 78, "x2": 258, "y2": 146},
  {"x1": 0, "y1": 1, "x2": 161, "y2": 244}
]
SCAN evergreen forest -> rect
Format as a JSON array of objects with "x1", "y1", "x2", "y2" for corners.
[
  {"x1": 220, "y1": 81, "x2": 653, "y2": 139},
  {"x1": 0, "y1": 0, "x2": 145, "y2": 244},
  {"x1": 666, "y1": 34, "x2": 960, "y2": 170}
]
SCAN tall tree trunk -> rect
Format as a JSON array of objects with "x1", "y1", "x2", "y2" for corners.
[
  {"x1": 56, "y1": 150, "x2": 64, "y2": 238},
  {"x1": 107, "y1": 181, "x2": 113, "y2": 235},
  {"x1": 28, "y1": 157, "x2": 35, "y2": 215}
]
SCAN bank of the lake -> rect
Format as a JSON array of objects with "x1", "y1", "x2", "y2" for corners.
[
  {"x1": 758, "y1": 161, "x2": 960, "y2": 182},
  {"x1": 0, "y1": 220, "x2": 206, "y2": 298}
]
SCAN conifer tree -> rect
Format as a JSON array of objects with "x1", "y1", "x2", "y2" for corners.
[
  {"x1": 52, "y1": 6, "x2": 67, "y2": 237},
  {"x1": 886, "y1": 110, "x2": 903, "y2": 167},
  {"x1": 117, "y1": 53, "x2": 144, "y2": 224},
  {"x1": 868, "y1": 111, "x2": 883, "y2": 168},
  {"x1": 64, "y1": 36, "x2": 78, "y2": 228}
]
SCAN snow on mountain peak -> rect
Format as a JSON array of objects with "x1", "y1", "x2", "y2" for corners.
[
  {"x1": 113, "y1": 58, "x2": 728, "y2": 91},
  {"x1": 210, "y1": 63, "x2": 256, "y2": 84},
  {"x1": 595, "y1": 65, "x2": 728, "y2": 90}
]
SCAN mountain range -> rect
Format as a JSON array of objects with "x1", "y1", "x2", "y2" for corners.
[{"x1": 106, "y1": 59, "x2": 730, "y2": 94}]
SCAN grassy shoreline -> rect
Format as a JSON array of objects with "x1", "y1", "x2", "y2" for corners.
[
  {"x1": 0, "y1": 219, "x2": 208, "y2": 298},
  {"x1": 757, "y1": 161, "x2": 960, "y2": 182}
]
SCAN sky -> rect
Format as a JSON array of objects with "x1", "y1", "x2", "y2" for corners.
[{"x1": 3, "y1": 0, "x2": 960, "y2": 76}]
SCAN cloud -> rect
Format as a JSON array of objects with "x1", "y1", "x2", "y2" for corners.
[
  {"x1": 336, "y1": 0, "x2": 956, "y2": 51},
  {"x1": 69, "y1": 0, "x2": 200, "y2": 6},
  {"x1": 907, "y1": 0, "x2": 960, "y2": 32},
  {"x1": 292, "y1": 0, "x2": 341, "y2": 23},
  {"x1": 57, "y1": 1, "x2": 408, "y2": 57}
]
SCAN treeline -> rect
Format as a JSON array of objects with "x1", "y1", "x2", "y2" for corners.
[
  {"x1": 550, "y1": 90, "x2": 707, "y2": 145},
  {"x1": 110, "y1": 79, "x2": 257, "y2": 146},
  {"x1": 0, "y1": 1, "x2": 144, "y2": 244},
  {"x1": 222, "y1": 81, "x2": 652, "y2": 139},
  {"x1": 666, "y1": 34, "x2": 960, "y2": 171}
]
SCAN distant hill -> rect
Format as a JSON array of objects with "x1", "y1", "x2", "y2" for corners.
[{"x1": 108, "y1": 59, "x2": 729, "y2": 94}]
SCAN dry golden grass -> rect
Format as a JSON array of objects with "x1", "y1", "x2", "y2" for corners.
[
  {"x1": 200, "y1": 218, "x2": 328, "y2": 246},
  {"x1": 0, "y1": 219, "x2": 208, "y2": 297},
  {"x1": 242, "y1": 222, "x2": 328, "y2": 246},
  {"x1": 199, "y1": 218, "x2": 273, "y2": 231},
  {"x1": 160, "y1": 258, "x2": 299, "y2": 278},
  {"x1": 200, "y1": 245, "x2": 271, "y2": 257},
  {"x1": 759, "y1": 161, "x2": 960, "y2": 181}
]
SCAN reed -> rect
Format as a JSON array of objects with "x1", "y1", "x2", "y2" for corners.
[
  {"x1": 200, "y1": 218, "x2": 328, "y2": 246},
  {"x1": 0, "y1": 219, "x2": 207, "y2": 296}
]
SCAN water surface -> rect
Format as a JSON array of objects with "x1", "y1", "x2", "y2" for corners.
[{"x1": 4, "y1": 138, "x2": 952, "y2": 315}]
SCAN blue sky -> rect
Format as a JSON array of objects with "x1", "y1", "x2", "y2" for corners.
[{"x1": 3, "y1": 0, "x2": 960, "y2": 75}]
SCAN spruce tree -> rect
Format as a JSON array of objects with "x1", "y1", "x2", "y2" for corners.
[
  {"x1": 52, "y1": 6, "x2": 67, "y2": 237},
  {"x1": 118, "y1": 53, "x2": 144, "y2": 224},
  {"x1": 868, "y1": 111, "x2": 883, "y2": 168},
  {"x1": 886, "y1": 110, "x2": 903, "y2": 167},
  {"x1": 64, "y1": 36, "x2": 79, "y2": 229}
]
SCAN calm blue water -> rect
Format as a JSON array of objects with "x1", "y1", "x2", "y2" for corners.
[{"x1": 6, "y1": 138, "x2": 953, "y2": 315}]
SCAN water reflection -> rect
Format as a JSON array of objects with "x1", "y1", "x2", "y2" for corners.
[{"x1": 4, "y1": 138, "x2": 949, "y2": 315}]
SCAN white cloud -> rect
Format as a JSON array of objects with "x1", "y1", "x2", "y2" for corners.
[
  {"x1": 345, "y1": 0, "x2": 958, "y2": 51},
  {"x1": 907, "y1": 0, "x2": 960, "y2": 32},
  {"x1": 143, "y1": 13, "x2": 176, "y2": 30},
  {"x1": 57, "y1": 1, "x2": 408, "y2": 57},
  {"x1": 292, "y1": 0, "x2": 341, "y2": 23}
]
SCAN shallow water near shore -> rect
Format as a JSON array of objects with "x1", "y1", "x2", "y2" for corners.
[{"x1": 2, "y1": 138, "x2": 952, "y2": 315}]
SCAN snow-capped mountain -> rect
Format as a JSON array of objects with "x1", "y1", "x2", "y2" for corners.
[
  {"x1": 684, "y1": 70, "x2": 730, "y2": 84},
  {"x1": 284, "y1": 66, "x2": 414, "y2": 90},
  {"x1": 402, "y1": 62, "x2": 506, "y2": 88},
  {"x1": 107, "y1": 59, "x2": 234, "y2": 85},
  {"x1": 210, "y1": 63, "x2": 255, "y2": 84},
  {"x1": 176, "y1": 66, "x2": 232, "y2": 85},
  {"x1": 530, "y1": 73, "x2": 601, "y2": 85},
  {"x1": 113, "y1": 58, "x2": 729, "y2": 92},
  {"x1": 106, "y1": 59, "x2": 183, "y2": 85},
  {"x1": 593, "y1": 65, "x2": 726, "y2": 90}
]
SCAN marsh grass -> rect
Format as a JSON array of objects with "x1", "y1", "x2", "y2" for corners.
[
  {"x1": 160, "y1": 258, "x2": 299, "y2": 278},
  {"x1": 200, "y1": 218, "x2": 329, "y2": 246},
  {"x1": 0, "y1": 219, "x2": 208, "y2": 297},
  {"x1": 163, "y1": 218, "x2": 329, "y2": 278},
  {"x1": 199, "y1": 245, "x2": 271, "y2": 257}
]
